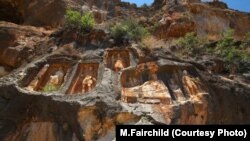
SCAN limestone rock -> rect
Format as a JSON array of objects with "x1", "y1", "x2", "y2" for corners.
[
  {"x1": 0, "y1": 0, "x2": 250, "y2": 140},
  {"x1": 152, "y1": 1, "x2": 250, "y2": 40},
  {"x1": 0, "y1": 22, "x2": 51, "y2": 68}
]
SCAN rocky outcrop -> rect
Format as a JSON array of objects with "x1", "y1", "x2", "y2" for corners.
[
  {"x1": 0, "y1": 0, "x2": 67, "y2": 27},
  {"x1": 152, "y1": 1, "x2": 250, "y2": 40},
  {"x1": 0, "y1": 43, "x2": 249, "y2": 140},
  {"x1": 0, "y1": 0, "x2": 24, "y2": 24},
  {"x1": 207, "y1": 1, "x2": 228, "y2": 9},
  {"x1": 0, "y1": 0, "x2": 250, "y2": 140},
  {"x1": 154, "y1": 13, "x2": 196, "y2": 38},
  {"x1": 0, "y1": 22, "x2": 51, "y2": 68},
  {"x1": 0, "y1": 0, "x2": 119, "y2": 27},
  {"x1": 203, "y1": 73, "x2": 250, "y2": 124},
  {"x1": 189, "y1": 3, "x2": 250, "y2": 40},
  {"x1": 1, "y1": 0, "x2": 249, "y2": 40}
]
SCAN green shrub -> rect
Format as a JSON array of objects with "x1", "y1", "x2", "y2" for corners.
[
  {"x1": 111, "y1": 19, "x2": 149, "y2": 43},
  {"x1": 228, "y1": 49, "x2": 250, "y2": 63},
  {"x1": 111, "y1": 23, "x2": 128, "y2": 43},
  {"x1": 215, "y1": 29, "x2": 235, "y2": 56},
  {"x1": 224, "y1": 47, "x2": 250, "y2": 73},
  {"x1": 214, "y1": 29, "x2": 250, "y2": 73},
  {"x1": 65, "y1": 9, "x2": 81, "y2": 27},
  {"x1": 80, "y1": 12, "x2": 95, "y2": 31},
  {"x1": 175, "y1": 32, "x2": 206, "y2": 53},
  {"x1": 240, "y1": 32, "x2": 250, "y2": 49},
  {"x1": 65, "y1": 9, "x2": 95, "y2": 32},
  {"x1": 43, "y1": 83, "x2": 59, "y2": 92}
]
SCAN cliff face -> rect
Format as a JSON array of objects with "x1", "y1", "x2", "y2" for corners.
[
  {"x1": 0, "y1": 0, "x2": 250, "y2": 141},
  {"x1": 0, "y1": 45, "x2": 249, "y2": 141},
  {"x1": 1, "y1": 0, "x2": 250, "y2": 39},
  {"x1": 0, "y1": 0, "x2": 121, "y2": 27},
  {"x1": 0, "y1": 0, "x2": 67, "y2": 27},
  {"x1": 152, "y1": 0, "x2": 250, "y2": 39}
]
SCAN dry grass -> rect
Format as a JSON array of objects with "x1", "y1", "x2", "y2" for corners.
[
  {"x1": 141, "y1": 36, "x2": 166, "y2": 49},
  {"x1": 142, "y1": 36, "x2": 158, "y2": 49}
]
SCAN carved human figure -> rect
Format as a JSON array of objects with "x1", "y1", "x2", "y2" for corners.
[
  {"x1": 114, "y1": 53, "x2": 125, "y2": 72},
  {"x1": 169, "y1": 78, "x2": 179, "y2": 90},
  {"x1": 26, "y1": 64, "x2": 50, "y2": 91},
  {"x1": 182, "y1": 70, "x2": 200, "y2": 96},
  {"x1": 81, "y1": 75, "x2": 96, "y2": 93},
  {"x1": 54, "y1": 67, "x2": 65, "y2": 85},
  {"x1": 169, "y1": 78, "x2": 185, "y2": 100},
  {"x1": 44, "y1": 67, "x2": 65, "y2": 91}
]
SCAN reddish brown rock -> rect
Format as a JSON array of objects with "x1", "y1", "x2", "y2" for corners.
[
  {"x1": 152, "y1": 1, "x2": 250, "y2": 40},
  {"x1": 0, "y1": 22, "x2": 51, "y2": 68}
]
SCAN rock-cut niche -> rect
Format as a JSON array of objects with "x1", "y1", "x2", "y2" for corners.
[
  {"x1": 120, "y1": 62, "x2": 208, "y2": 104},
  {"x1": 24, "y1": 63, "x2": 71, "y2": 93},
  {"x1": 104, "y1": 49, "x2": 130, "y2": 72},
  {"x1": 67, "y1": 63, "x2": 99, "y2": 95}
]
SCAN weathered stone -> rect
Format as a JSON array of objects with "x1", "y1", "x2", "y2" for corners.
[
  {"x1": 0, "y1": 22, "x2": 50, "y2": 68},
  {"x1": 0, "y1": 0, "x2": 250, "y2": 140},
  {"x1": 67, "y1": 63, "x2": 99, "y2": 94}
]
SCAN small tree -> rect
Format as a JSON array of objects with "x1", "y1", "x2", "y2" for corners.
[
  {"x1": 65, "y1": 9, "x2": 81, "y2": 28},
  {"x1": 65, "y1": 9, "x2": 95, "y2": 32},
  {"x1": 111, "y1": 19, "x2": 149, "y2": 44},
  {"x1": 111, "y1": 23, "x2": 128, "y2": 43},
  {"x1": 80, "y1": 12, "x2": 95, "y2": 32}
]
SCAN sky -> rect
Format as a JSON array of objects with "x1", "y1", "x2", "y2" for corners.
[{"x1": 121, "y1": 0, "x2": 250, "y2": 13}]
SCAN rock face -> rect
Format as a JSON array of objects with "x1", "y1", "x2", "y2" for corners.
[
  {"x1": 152, "y1": 1, "x2": 250, "y2": 39},
  {"x1": 0, "y1": 0, "x2": 119, "y2": 27},
  {"x1": 0, "y1": 22, "x2": 51, "y2": 68},
  {"x1": 0, "y1": 0, "x2": 26, "y2": 24},
  {"x1": 0, "y1": 46, "x2": 249, "y2": 140},
  {"x1": 0, "y1": 0, "x2": 250, "y2": 141},
  {"x1": 0, "y1": 0, "x2": 67, "y2": 27},
  {"x1": 1, "y1": 0, "x2": 249, "y2": 39}
]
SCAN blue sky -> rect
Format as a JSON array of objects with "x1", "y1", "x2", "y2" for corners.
[{"x1": 121, "y1": 0, "x2": 250, "y2": 13}]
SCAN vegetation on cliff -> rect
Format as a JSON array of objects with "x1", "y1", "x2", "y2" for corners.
[
  {"x1": 215, "y1": 30, "x2": 250, "y2": 73},
  {"x1": 65, "y1": 9, "x2": 95, "y2": 32},
  {"x1": 175, "y1": 32, "x2": 207, "y2": 54},
  {"x1": 111, "y1": 19, "x2": 149, "y2": 44}
]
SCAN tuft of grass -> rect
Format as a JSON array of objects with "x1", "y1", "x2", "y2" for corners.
[
  {"x1": 42, "y1": 83, "x2": 59, "y2": 92},
  {"x1": 141, "y1": 36, "x2": 157, "y2": 48}
]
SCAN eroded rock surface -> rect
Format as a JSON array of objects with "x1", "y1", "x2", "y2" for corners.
[
  {"x1": 0, "y1": 0, "x2": 250, "y2": 141},
  {"x1": 152, "y1": 0, "x2": 250, "y2": 39},
  {"x1": 0, "y1": 45, "x2": 249, "y2": 140},
  {"x1": 0, "y1": 22, "x2": 52, "y2": 68}
]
